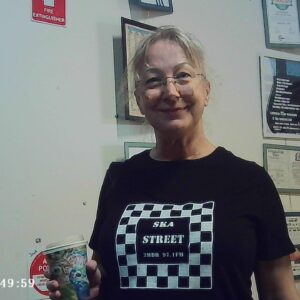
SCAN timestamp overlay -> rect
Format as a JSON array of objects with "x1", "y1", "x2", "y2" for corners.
[{"x1": 0, "y1": 278, "x2": 35, "y2": 288}]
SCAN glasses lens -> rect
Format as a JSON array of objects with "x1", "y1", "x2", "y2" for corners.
[
  {"x1": 174, "y1": 71, "x2": 193, "y2": 85},
  {"x1": 144, "y1": 76, "x2": 164, "y2": 89}
]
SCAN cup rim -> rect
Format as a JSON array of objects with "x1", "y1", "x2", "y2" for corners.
[{"x1": 44, "y1": 240, "x2": 87, "y2": 255}]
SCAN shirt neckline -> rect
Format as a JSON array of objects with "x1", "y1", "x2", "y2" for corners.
[{"x1": 145, "y1": 146, "x2": 223, "y2": 164}]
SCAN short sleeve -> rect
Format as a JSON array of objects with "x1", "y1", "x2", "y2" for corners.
[
  {"x1": 89, "y1": 168, "x2": 112, "y2": 251},
  {"x1": 89, "y1": 162, "x2": 125, "y2": 251},
  {"x1": 256, "y1": 167, "x2": 294, "y2": 260}
]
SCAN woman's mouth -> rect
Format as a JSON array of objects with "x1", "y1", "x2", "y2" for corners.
[
  {"x1": 159, "y1": 107, "x2": 187, "y2": 113},
  {"x1": 158, "y1": 106, "x2": 189, "y2": 119}
]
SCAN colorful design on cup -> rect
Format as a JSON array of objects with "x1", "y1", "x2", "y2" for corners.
[
  {"x1": 69, "y1": 267, "x2": 90, "y2": 299},
  {"x1": 45, "y1": 242, "x2": 90, "y2": 300}
]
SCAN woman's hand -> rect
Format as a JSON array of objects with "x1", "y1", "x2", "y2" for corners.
[
  {"x1": 45, "y1": 273, "x2": 61, "y2": 300},
  {"x1": 85, "y1": 260, "x2": 101, "y2": 300},
  {"x1": 45, "y1": 259, "x2": 101, "y2": 300},
  {"x1": 290, "y1": 248, "x2": 300, "y2": 261}
]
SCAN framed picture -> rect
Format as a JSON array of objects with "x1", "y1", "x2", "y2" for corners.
[
  {"x1": 121, "y1": 17, "x2": 156, "y2": 121},
  {"x1": 137, "y1": 0, "x2": 173, "y2": 12},
  {"x1": 285, "y1": 212, "x2": 300, "y2": 279},
  {"x1": 259, "y1": 56, "x2": 300, "y2": 139},
  {"x1": 124, "y1": 142, "x2": 155, "y2": 159},
  {"x1": 263, "y1": 143, "x2": 300, "y2": 193},
  {"x1": 262, "y1": 0, "x2": 300, "y2": 48}
]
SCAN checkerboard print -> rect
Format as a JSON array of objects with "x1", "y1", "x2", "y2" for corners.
[{"x1": 115, "y1": 201, "x2": 214, "y2": 289}]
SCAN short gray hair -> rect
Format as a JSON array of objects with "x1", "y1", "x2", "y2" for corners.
[{"x1": 131, "y1": 26, "x2": 206, "y2": 86}]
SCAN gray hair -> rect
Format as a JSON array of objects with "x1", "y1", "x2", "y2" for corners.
[{"x1": 131, "y1": 26, "x2": 206, "y2": 86}]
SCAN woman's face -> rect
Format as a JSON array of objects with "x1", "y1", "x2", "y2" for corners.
[{"x1": 135, "y1": 39, "x2": 210, "y2": 135}]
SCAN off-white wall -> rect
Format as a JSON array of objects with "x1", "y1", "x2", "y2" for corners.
[{"x1": 1, "y1": 1, "x2": 300, "y2": 299}]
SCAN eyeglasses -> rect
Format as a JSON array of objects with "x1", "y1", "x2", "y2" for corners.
[{"x1": 138, "y1": 72, "x2": 205, "y2": 90}]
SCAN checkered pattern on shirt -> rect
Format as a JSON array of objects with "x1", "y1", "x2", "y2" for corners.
[{"x1": 115, "y1": 201, "x2": 214, "y2": 289}]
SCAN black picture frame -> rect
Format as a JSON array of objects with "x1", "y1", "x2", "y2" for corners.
[
  {"x1": 121, "y1": 17, "x2": 156, "y2": 121},
  {"x1": 137, "y1": 0, "x2": 173, "y2": 12},
  {"x1": 262, "y1": 0, "x2": 300, "y2": 48},
  {"x1": 259, "y1": 55, "x2": 300, "y2": 139}
]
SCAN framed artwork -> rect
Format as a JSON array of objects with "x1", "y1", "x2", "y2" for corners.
[
  {"x1": 263, "y1": 143, "x2": 300, "y2": 193},
  {"x1": 137, "y1": 0, "x2": 173, "y2": 12},
  {"x1": 285, "y1": 212, "x2": 300, "y2": 279},
  {"x1": 124, "y1": 142, "x2": 155, "y2": 159},
  {"x1": 121, "y1": 17, "x2": 156, "y2": 121},
  {"x1": 262, "y1": 0, "x2": 300, "y2": 48},
  {"x1": 259, "y1": 56, "x2": 300, "y2": 139}
]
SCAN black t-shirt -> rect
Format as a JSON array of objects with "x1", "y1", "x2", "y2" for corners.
[{"x1": 89, "y1": 147, "x2": 294, "y2": 300}]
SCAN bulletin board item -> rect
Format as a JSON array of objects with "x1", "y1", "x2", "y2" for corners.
[
  {"x1": 263, "y1": 143, "x2": 300, "y2": 193},
  {"x1": 286, "y1": 212, "x2": 300, "y2": 279},
  {"x1": 28, "y1": 250, "x2": 49, "y2": 299},
  {"x1": 121, "y1": 17, "x2": 156, "y2": 121},
  {"x1": 124, "y1": 142, "x2": 155, "y2": 159},
  {"x1": 259, "y1": 56, "x2": 300, "y2": 139},
  {"x1": 32, "y1": 0, "x2": 66, "y2": 27},
  {"x1": 262, "y1": 0, "x2": 300, "y2": 48},
  {"x1": 137, "y1": 0, "x2": 173, "y2": 12}
]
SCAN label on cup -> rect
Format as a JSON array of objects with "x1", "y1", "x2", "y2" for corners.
[{"x1": 44, "y1": 240, "x2": 90, "y2": 300}]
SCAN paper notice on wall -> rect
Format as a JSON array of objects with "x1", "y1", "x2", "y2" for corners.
[
  {"x1": 260, "y1": 56, "x2": 300, "y2": 139},
  {"x1": 28, "y1": 249, "x2": 49, "y2": 299},
  {"x1": 286, "y1": 213, "x2": 300, "y2": 279}
]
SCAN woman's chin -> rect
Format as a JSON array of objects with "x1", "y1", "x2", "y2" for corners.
[{"x1": 153, "y1": 119, "x2": 194, "y2": 134}]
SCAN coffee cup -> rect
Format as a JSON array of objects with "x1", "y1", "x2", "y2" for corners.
[{"x1": 44, "y1": 234, "x2": 90, "y2": 300}]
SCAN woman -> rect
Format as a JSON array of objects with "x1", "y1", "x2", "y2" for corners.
[{"x1": 47, "y1": 26, "x2": 300, "y2": 300}]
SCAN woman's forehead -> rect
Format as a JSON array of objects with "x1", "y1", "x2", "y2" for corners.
[
  {"x1": 145, "y1": 40, "x2": 187, "y2": 60},
  {"x1": 141, "y1": 39, "x2": 201, "y2": 71},
  {"x1": 142, "y1": 41, "x2": 188, "y2": 70}
]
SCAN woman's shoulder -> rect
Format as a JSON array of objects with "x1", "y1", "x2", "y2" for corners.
[
  {"x1": 217, "y1": 147, "x2": 268, "y2": 180},
  {"x1": 218, "y1": 147, "x2": 260, "y2": 166},
  {"x1": 107, "y1": 150, "x2": 151, "y2": 173}
]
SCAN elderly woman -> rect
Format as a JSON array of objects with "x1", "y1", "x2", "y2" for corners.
[{"x1": 47, "y1": 26, "x2": 300, "y2": 300}]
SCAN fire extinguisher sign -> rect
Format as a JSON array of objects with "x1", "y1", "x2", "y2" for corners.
[{"x1": 32, "y1": 0, "x2": 66, "y2": 26}]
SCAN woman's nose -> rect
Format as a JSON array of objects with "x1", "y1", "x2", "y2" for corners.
[{"x1": 163, "y1": 79, "x2": 180, "y2": 99}]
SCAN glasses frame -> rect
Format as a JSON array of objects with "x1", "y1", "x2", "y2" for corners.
[{"x1": 138, "y1": 73, "x2": 205, "y2": 90}]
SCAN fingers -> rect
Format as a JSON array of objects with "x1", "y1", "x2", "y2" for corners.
[
  {"x1": 290, "y1": 249, "x2": 300, "y2": 261},
  {"x1": 86, "y1": 259, "x2": 98, "y2": 272},
  {"x1": 84, "y1": 286, "x2": 100, "y2": 300},
  {"x1": 44, "y1": 260, "x2": 101, "y2": 300},
  {"x1": 46, "y1": 279, "x2": 59, "y2": 292},
  {"x1": 86, "y1": 260, "x2": 101, "y2": 288},
  {"x1": 46, "y1": 280, "x2": 61, "y2": 299},
  {"x1": 48, "y1": 290, "x2": 62, "y2": 300}
]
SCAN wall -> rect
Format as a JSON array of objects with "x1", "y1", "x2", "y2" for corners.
[{"x1": 1, "y1": 1, "x2": 299, "y2": 299}]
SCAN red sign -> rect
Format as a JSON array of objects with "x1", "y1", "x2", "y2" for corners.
[
  {"x1": 29, "y1": 251, "x2": 49, "y2": 297},
  {"x1": 32, "y1": 0, "x2": 66, "y2": 26}
]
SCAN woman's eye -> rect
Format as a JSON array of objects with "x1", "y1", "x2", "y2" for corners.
[
  {"x1": 175, "y1": 72, "x2": 192, "y2": 80},
  {"x1": 145, "y1": 77, "x2": 163, "y2": 86}
]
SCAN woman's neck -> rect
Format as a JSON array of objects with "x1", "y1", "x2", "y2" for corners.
[{"x1": 151, "y1": 130, "x2": 216, "y2": 161}]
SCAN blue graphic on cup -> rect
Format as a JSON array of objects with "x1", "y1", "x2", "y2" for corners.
[{"x1": 69, "y1": 267, "x2": 90, "y2": 299}]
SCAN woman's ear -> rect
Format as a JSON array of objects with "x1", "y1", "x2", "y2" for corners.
[{"x1": 204, "y1": 80, "x2": 210, "y2": 106}]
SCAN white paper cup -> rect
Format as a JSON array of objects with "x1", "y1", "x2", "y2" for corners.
[{"x1": 44, "y1": 235, "x2": 90, "y2": 300}]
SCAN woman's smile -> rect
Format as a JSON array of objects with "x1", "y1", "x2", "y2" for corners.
[
  {"x1": 158, "y1": 106, "x2": 189, "y2": 118},
  {"x1": 159, "y1": 106, "x2": 188, "y2": 112}
]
